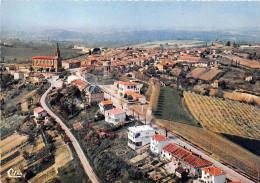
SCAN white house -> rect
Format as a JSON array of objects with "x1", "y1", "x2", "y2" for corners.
[
  {"x1": 150, "y1": 134, "x2": 170, "y2": 154},
  {"x1": 105, "y1": 108, "x2": 126, "y2": 125},
  {"x1": 68, "y1": 75, "x2": 79, "y2": 84},
  {"x1": 34, "y1": 107, "x2": 47, "y2": 118},
  {"x1": 201, "y1": 166, "x2": 226, "y2": 183},
  {"x1": 128, "y1": 125, "x2": 155, "y2": 150},
  {"x1": 14, "y1": 71, "x2": 25, "y2": 80},
  {"x1": 161, "y1": 143, "x2": 213, "y2": 175},
  {"x1": 99, "y1": 100, "x2": 113, "y2": 114},
  {"x1": 114, "y1": 81, "x2": 143, "y2": 97}
]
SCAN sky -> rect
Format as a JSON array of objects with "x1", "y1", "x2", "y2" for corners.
[{"x1": 1, "y1": 0, "x2": 260, "y2": 32}]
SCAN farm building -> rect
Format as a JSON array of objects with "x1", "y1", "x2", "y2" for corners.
[
  {"x1": 161, "y1": 143, "x2": 213, "y2": 175},
  {"x1": 34, "y1": 107, "x2": 47, "y2": 118}
]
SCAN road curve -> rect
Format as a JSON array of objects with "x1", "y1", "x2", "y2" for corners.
[{"x1": 40, "y1": 86, "x2": 99, "y2": 183}]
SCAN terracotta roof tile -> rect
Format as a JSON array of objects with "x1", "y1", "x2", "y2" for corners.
[
  {"x1": 151, "y1": 134, "x2": 169, "y2": 141},
  {"x1": 101, "y1": 100, "x2": 113, "y2": 105},
  {"x1": 202, "y1": 166, "x2": 226, "y2": 176},
  {"x1": 33, "y1": 56, "x2": 57, "y2": 60}
]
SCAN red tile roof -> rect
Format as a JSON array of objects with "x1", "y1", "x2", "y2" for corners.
[
  {"x1": 163, "y1": 143, "x2": 213, "y2": 168},
  {"x1": 37, "y1": 64, "x2": 53, "y2": 67},
  {"x1": 33, "y1": 56, "x2": 57, "y2": 60},
  {"x1": 151, "y1": 134, "x2": 169, "y2": 141},
  {"x1": 182, "y1": 154, "x2": 212, "y2": 168},
  {"x1": 106, "y1": 108, "x2": 126, "y2": 115},
  {"x1": 116, "y1": 81, "x2": 139, "y2": 86},
  {"x1": 178, "y1": 56, "x2": 201, "y2": 61},
  {"x1": 34, "y1": 107, "x2": 45, "y2": 113},
  {"x1": 72, "y1": 79, "x2": 88, "y2": 90},
  {"x1": 125, "y1": 91, "x2": 144, "y2": 98},
  {"x1": 202, "y1": 166, "x2": 226, "y2": 176},
  {"x1": 101, "y1": 100, "x2": 113, "y2": 105}
]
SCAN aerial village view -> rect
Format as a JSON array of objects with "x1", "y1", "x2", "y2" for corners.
[{"x1": 1, "y1": 1, "x2": 260, "y2": 183}]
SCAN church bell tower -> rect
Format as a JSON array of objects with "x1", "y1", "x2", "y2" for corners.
[{"x1": 55, "y1": 42, "x2": 60, "y2": 58}]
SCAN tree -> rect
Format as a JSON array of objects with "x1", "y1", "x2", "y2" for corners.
[
  {"x1": 29, "y1": 66, "x2": 34, "y2": 72},
  {"x1": 124, "y1": 94, "x2": 127, "y2": 98},
  {"x1": 127, "y1": 95, "x2": 133, "y2": 101},
  {"x1": 226, "y1": 41, "x2": 231, "y2": 46}
]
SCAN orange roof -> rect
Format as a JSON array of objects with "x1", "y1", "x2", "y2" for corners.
[
  {"x1": 101, "y1": 100, "x2": 113, "y2": 105},
  {"x1": 179, "y1": 56, "x2": 201, "y2": 61},
  {"x1": 33, "y1": 56, "x2": 57, "y2": 60},
  {"x1": 72, "y1": 79, "x2": 88, "y2": 90},
  {"x1": 106, "y1": 108, "x2": 126, "y2": 115},
  {"x1": 116, "y1": 81, "x2": 139, "y2": 86},
  {"x1": 125, "y1": 91, "x2": 144, "y2": 98},
  {"x1": 182, "y1": 154, "x2": 212, "y2": 168},
  {"x1": 37, "y1": 64, "x2": 53, "y2": 67},
  {"x1": 202, "y1": 166, "x2": 226, "y2": 176},
  {"x1": 151, "y1": 134, "x2": 169, "y2": 141},
  {"x1": 163, "y1": 143, "x2": 213, "y2": 168},
  {"x1": 34, "y1": 107, "x2": 45, "y2": 113}
]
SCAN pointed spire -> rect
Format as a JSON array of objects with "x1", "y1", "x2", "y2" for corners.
[{"x1": 55, "y1": 42, "x2": 60, "y2": 57}]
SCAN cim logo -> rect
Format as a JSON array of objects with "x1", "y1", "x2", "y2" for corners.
[{"x1": 7, "y1": 168, "x2": 22, "y2": 178}]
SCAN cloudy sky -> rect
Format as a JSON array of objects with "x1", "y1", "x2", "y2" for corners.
[{"x1": 2, "y1": 0, "x2": 260, "y2": 32}]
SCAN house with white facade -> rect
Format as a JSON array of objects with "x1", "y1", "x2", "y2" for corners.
[
  {"x1": 34, "y1": 107, "x2": 47, "y2": 118},
  {"x1": 125, "y1": 91, "x2": 146, "y2": 104},
  {"x1": 150, "y1": 134, "x2": 169, "y2": 154},
  {"x1": 161, "y1": 143, "x2": 213, "y2": 175},
  {"x1": 105, "y1": 108, "x2": 126, "y2": 125},
  {"x1": 201, "y1": 166, "x2": 226, "y2": 183},
  {"x1": 114, "y1": 81, "x2": 143, "y2": 97},
  {"x1": 99, "y1": 100, "x2": 113, "y2": 114},
  {"x1": 128, "y1": 125, "x2": 155, "y2": 150},
  {"x1": 14, "y1": 71, "x2": 25, "y2": 80}
]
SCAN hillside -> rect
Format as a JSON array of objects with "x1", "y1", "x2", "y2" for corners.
[{"x1": 183, "y1": 91, "x2": 260, "y2": 139}]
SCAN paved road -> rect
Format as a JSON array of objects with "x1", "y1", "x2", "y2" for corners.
[
  {"x1": 40, "y1": 85, "x2": 99, "y2": 183},
  {"x1": 99, "y1": 84, "x2": 254, "y2": 183}
]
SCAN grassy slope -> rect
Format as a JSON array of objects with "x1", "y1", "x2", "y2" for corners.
[
  {"x1": 154, "y1": 87, "x2": 196, "y2": 125},
  {"x1": 2, "y1": 46, "x2": 80, "y2": 61},
  {"x1": 156, "y1": 120, "x2": 260, "y2": 180}
]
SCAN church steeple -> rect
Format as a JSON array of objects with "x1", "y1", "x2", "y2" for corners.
[{"x1": 55, "y1": 42, "x2": 60, "y2": 58}]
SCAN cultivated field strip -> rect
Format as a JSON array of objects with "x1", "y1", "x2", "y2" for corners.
[{"x1": 184, "y1": 92, "x2": 260, "y2": 139}]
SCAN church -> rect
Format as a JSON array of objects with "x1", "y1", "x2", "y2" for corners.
[{"x1": 32, "y1": 43, "x2": 62, "y2": 72}]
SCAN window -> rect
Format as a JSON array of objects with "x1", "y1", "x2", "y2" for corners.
[
  {"x1": 136, "y1": 142, "x2": 142, "y2": 146},
  {"x1": 135, "y1": 133, "x2": 140, "y2": 138}
]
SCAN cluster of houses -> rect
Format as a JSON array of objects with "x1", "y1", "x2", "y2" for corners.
[{"x1": 127, "y1": 125, "x2": 228, "y2": 183}]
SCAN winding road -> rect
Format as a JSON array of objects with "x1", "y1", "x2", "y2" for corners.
[{"x1": 40, "y1": 85, "x2": 99, "y2": 183}]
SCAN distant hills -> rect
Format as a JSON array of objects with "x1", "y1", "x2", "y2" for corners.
[{"x1": 1, "y1": 28, "x2": 260, "y2": 47}]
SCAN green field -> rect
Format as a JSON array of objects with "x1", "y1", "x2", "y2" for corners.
[
  {"x1": 1, "y1": 46, "x2": 81, "y2": 63},
  {"x1": 154, "y1": 87, "x2": 196, "y2": 125}
]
